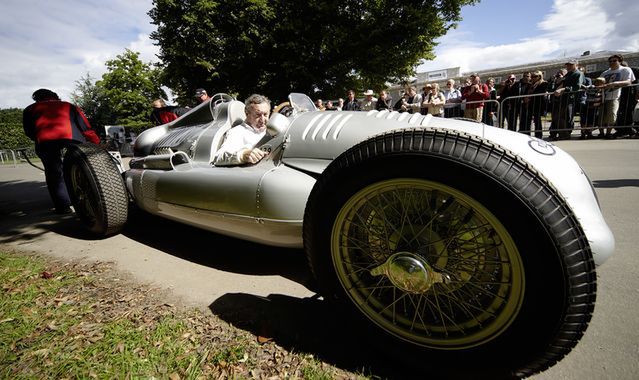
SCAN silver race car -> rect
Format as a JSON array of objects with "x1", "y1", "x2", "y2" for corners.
[{"x1": 63, "y1": 93, "x2": 614, "y2": 378}]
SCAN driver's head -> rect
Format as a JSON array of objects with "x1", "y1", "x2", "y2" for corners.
[{"x1": 245, "y1": 94, "x2": 271, "y2": 132}]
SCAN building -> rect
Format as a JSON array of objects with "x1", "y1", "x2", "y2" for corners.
[{"x1": 389, "y1": 50, "x2": 639, "y2": 99}]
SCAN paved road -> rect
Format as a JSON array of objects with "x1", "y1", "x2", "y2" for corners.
[{"x1": 1, "y1": 139, "x2": 638, "y2": 379}]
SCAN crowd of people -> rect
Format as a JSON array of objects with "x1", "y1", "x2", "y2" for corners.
[{"x1": 314, "y1": 54, "x2": 639, "y2": 140}]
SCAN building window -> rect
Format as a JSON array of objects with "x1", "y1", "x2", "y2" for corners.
[{"x1": 586, "y1": 64, "x2": 597, "y2": 73}]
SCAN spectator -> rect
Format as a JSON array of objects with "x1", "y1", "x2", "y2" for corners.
[
  {"x1": 22, "y1": 88, "x2": 101, "y2": 214},
  {"x1": 194, "y1": 88, "x2": 211, "y2": 104},
  {"x1": 522, "y1": 71, "x2": 548, "y2": 138},
  {"x1": 325, "y1": 100, "x2": 337, "y2": 111},
  {"x1": 499, "y1": 74, "x2": 517, "y2": 130},
  {"x1": 552, "y1": 59, "x2": 584, "y2": 140},
  {"x1": 336, "y1": 98, "x2": 344, "y2": 111},
  {"x1": 580, "y1": 77, "x2": 606, "y2": 139},
  {"x1": 516, "y1": 72, "x2": 532, "y2": 133},
  {"x1": 375, "y1": 90, "x2": 393, "y2": 111},
  {"x1": 149, "y1": 98, "x2": 179, "y2": 126},
  {"x1": 214, "y1": 94, "x2": 271, "y2": 166},
  {"x1": 315, "y1": 98, "x2": 326, "y2": 111},
  {"x1": 343, "y1": 90, "x2": 360, "y2": 111},
  {"x1": 396, "y1": 86, "x2": 422, "y2": 114},
  {"x1": 578, "y1": 66, "x2": 593, "y2": 131},
  {"x1": 361, "y1": 90, "x2": 377, "y2": 111},
  {"x1": 442, "y1": 79, "x2": 462, "y2": 118},
  {"x1": 419, "y1": 84, "x2": 432, "y2": 115},
  {"x1": 482, "y1": 77, "x2": 497, "y2": 126},
  {"x1": 422, "y1": 83, "x2": 446, "y2": 117},
  {"x1": 548, "y1": 69, "x2": 567, "y2": 139},
  {"x1": 461, "y1": 74, "x2": 489, "y2": 122},
  {"x1": 601, "y1": 54, "x2": 636, "y2": 138}
]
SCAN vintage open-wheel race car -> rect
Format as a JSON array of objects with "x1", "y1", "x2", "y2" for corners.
[{"x1": 62, "y1": 93, "x2": 614, "y2": 378}]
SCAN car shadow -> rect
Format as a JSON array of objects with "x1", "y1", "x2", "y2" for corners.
[
  {"x1": 209, "y1": 292, "x2": 516, "y2": 380},
  {"x1": 592, "y1": 179, "x2": 639, "y2": 188},
  {"x1": 121, "y1": 209, "x2": 316, "y2": 291},
  {"x1": 209, "y1": 292, "x2": 424, "y2": 379},
  {"x1": 0, "y1": 179, "x2": 95, "y2": 244}
]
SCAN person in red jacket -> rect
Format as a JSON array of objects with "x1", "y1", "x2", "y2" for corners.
[
  {"x1": 23, "y1": 88, "x2": 101, "y2": 214},
  {"x1": 461, "y1": 73, "x2": 490, "y2": 122}
]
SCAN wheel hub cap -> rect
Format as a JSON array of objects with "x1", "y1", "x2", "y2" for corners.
[{"x1": 371, "y1": 252, "x2": 447, "y2": 293}]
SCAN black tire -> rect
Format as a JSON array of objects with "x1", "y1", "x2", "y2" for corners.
[
  {"x1": 63, "y1": 144, "x2": 128, "y2": 236},
  {"x1": 303, "y1": 129, "x2": 596, "y2": 378}
]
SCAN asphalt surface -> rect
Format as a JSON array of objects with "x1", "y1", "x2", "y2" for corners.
[{"x1": 1, "y1": 138, "x2": 638, "y2": 379}]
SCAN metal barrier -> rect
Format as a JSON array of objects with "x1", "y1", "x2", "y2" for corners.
[
  {"x1": 0, "y1": 147, "x2": 41, "y2": 169},
  {"x1": 0, "y1": 149, "x2": 18, "y2": 167},
  {"x1": 495, "y1": 83, "x2": 638, "y2": 139},
  {"x1": 440, "y1": 99, "x2": 501, "y2": 125}
]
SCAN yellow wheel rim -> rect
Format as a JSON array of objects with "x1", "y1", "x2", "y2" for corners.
[{"x1": 331, "y1": 179, "x2": 525, "y2": 349}]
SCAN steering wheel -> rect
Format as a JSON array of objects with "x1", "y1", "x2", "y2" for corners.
[{"x1": 273, "y1": 101, "x2": 294, "y2": 117}]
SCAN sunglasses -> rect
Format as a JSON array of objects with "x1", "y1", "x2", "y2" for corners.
[{"x1": 609, "y1": 59, "x2": 619, "y2": 63}]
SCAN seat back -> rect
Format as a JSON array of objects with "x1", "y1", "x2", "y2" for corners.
[{"x1": 209, "y1": 100, "x2": 246, "y2": 161}]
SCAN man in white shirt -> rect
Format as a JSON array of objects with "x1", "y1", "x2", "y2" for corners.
[
  {"x1": 214, "y1": 94, "x2": 271, "y2": 166},
  {"x1": 601, "y1": 54, "x2": 636, "y2": 137}
]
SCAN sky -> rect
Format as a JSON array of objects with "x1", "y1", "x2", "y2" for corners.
[{"x1": 1, "y1": 0, "x2": 637, "y2": 109}]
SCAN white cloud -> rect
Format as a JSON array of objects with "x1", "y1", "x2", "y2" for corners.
[
  {"x1": 418, "y1": 0, "x2": 638, "y2": 75},
  {"x1": 0, "y1": 0, "x2": 156, "y2": 108}
]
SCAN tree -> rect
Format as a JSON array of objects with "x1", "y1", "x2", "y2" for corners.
[
  {"x1": 98, "y1": 49, "x2": 165, "y2": 129},
  {"x1": 71, "y1": 72, "x2": 112, "y2": 132},
  {"x1": 149, "y1": 0, "x2": 476, "y2": 102},
  {"x1": 0, "y1": 108, "x2": 31, "y2": 150}
]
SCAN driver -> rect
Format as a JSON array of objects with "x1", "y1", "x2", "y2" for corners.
[{"x1": 214, "y1": 94, "x2": 271, "y2": 166}]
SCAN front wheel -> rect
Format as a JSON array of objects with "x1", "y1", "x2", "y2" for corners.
[
  {"x1": 304, "y1": 129, "x2": 596, "y2": 378},
  {"x1": 63, "y1": 144, "x2": 128, "y2": 236}
]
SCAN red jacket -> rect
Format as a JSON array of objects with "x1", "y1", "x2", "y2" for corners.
[
  {"x1": 461, "y1": 83, "x2": 490, "y2": 109},
  {"x1": 23, "y1": 99, "x2": 100, "y2": 144}
]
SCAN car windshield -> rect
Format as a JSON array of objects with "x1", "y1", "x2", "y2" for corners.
[{"x1": 288, "y1": 93, "x2": 316, "y2": 115}]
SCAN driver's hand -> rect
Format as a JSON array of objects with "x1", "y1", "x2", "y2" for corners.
[{"x1": 241, "y1": 148, "x2": 268, "y2": 164}]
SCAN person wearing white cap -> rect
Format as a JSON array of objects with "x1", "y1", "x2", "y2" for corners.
[{"x1": 360, "y1": 89, "x2": 377, "y2": 111}]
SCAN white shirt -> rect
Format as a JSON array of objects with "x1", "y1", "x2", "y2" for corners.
[
  {"x1": 602, "y1": 66, "x2": 636, "y2": 100},
  {"x1": 214, "y1": 122, "x2": 266, "y2": 166}
]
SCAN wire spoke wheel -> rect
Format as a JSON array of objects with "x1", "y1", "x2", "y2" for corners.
[{"x1": 331, "y1": 179, "x2": 524, "y2": 349}]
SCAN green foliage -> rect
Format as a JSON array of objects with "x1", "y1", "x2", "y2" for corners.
[
  {"x1": 149, "y1": 0, "x2": 476, "y2": 102},
  {"x1": 71, "y1": 73, "x2": 113, "y2": 131},
  {"x1": 97, "y1": 49, "x2": 165, "y2": 128},
  {"x1": 0, "y1": 123, "x2": 32, "y2": 149},
  {"x1": 0, "y1": 109, "x2": 32, "y2": 149}
]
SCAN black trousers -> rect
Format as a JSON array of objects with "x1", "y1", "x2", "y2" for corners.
[{"x1": 35, "y1": 140, "x2": 76, "y2": 210}]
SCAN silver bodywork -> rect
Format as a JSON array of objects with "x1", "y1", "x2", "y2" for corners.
[{"x1": 125, "y1": 93, "x2": 614, "y2": 265}]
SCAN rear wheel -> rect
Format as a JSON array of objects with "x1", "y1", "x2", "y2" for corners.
[
  {"x1": 304, "y1": 129, "x2": 596, "y2": 378},
  {"x1": 63, "y1": 144, "x2": 128, "y2": 236}
]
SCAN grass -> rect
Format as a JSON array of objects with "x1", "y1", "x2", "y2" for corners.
[{"x1": 0, "y1": 251, "x2": 356, "y2": 379}]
